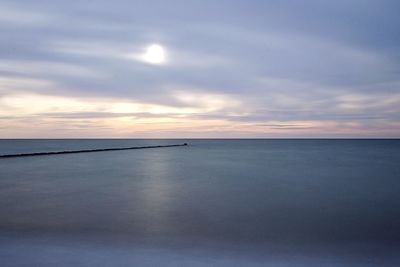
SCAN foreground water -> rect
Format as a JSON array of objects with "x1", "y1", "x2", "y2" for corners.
[{"x1": 0, "y1": 139, "x2": 399, "y2": 266}]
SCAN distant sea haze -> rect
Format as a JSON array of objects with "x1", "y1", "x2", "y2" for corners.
[{"x1": 1, "y1": 139, "x2": 399, "y2": 266}]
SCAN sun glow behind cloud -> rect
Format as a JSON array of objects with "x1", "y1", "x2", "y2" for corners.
[
  {"x1": 124, "y1": 44, "x2": 167, "y2": 65},
  {"x1": 141, "y1": 44, "x2": 166, "y2": 64}
]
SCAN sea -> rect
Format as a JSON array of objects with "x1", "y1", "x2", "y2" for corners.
[{"x1": 0, "y1": 139, "x2": 399, "y2": 266}]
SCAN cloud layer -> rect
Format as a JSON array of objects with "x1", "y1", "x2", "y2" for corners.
[{"x1": 0, "y1": 0, "x2": 399, "y2": 137}]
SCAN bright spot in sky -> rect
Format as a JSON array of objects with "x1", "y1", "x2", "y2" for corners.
[{"x1": 142, "y1": 44, "x2": 166, "y2": 64}]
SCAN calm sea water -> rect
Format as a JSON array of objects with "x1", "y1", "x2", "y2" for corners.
[{"x1": 0, "y1": 139, "x2": 399, "y2": 266}]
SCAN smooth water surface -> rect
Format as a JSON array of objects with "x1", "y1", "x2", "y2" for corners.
[{"x1": 0, "y1": 139, "x2": 399, "y2": 266}]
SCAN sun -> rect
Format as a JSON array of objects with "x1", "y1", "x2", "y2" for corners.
[{"x1": 142, "y1": 44, "x2": 166, "y2": 64}]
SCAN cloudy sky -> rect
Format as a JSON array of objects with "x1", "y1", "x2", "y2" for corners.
[{"x1": 0, "y1": 0, "x2": 399, "y2": 138}]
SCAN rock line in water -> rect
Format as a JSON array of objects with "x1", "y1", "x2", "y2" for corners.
[{"x1": 0, "y1": 143, "x2": 188, "y2": 158}]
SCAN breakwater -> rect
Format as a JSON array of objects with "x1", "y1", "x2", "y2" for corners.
[{"x1": 0, "y1": 143, "x2": 188, "y2": 158}]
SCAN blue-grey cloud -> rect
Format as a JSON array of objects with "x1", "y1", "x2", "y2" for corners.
[{"x1": 0, "y1": 0, "x2": 399, "y2": 137}]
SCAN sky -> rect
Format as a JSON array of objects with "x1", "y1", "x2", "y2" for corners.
[{"x1": 0, "y1": 0, "x2": 399, "y2": 138}]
